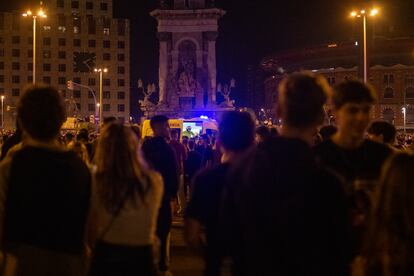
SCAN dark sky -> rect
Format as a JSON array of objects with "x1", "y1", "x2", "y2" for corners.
[{"x1": 1, "y1": 0, "x2": 414, "y2": 115}]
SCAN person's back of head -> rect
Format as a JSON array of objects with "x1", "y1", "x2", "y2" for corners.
[
  {"x1": 76, "y1": 131, "x2": 89, "y2": 143},
  {"x1": 103, "y1": 116, "x2": 117, "y2": 126},
  {"x1": 333, "y1": 80, "x2": 376, "y2": 110},
  {"x1": 18, "y1": 85, "x2": 66, "y2": 142},
  {"x1": 150, "y1": 115, "x2": 170, "y2": 138},
  {"x1": 278, "y1": 72, "x2": 329, "y2": 129},
  {"x1": 363, "y1": 152, "x2": 414, "y2": 276},
  {"x1": 219, "y1": 111, "x2": 255, "y2": 153},
  {"x1": 188, "y1": 139, "x2": 196, "y2": 151},
  {"x1": 170, "y1": 129, "x2": 179, "y2": 141},
  {"x1": 367, "y1": 121, "x2": 396, "y2": 145},
  {"x1": 95, "y1": 123, "x2": 150, "y2": 212}
]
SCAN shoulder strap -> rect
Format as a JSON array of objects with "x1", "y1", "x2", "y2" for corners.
[{"x1": 98, "y1": 189, "x2": 130, "y2": 241}]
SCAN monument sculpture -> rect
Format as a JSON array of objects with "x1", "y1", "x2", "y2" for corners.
[{"x1": 141, "y1": 0, "x2": 235, "y2": 119}]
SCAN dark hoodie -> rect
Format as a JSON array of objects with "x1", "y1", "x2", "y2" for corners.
[{"x1": 221, "y1": 137, "x2": 350, "y2": 276}]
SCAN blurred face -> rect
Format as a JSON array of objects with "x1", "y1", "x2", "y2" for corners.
[
  {"x1": 171, "y1": 131, "x2": 179, "y2": 141},
  {"x1": 335, "y1": 102, "x2": 372, "y2": 140},
  {"x1": 153, "y1": 122, "x2": 170, "y2": 139}
]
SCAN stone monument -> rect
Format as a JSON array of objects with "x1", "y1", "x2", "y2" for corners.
[{"x1": 143, "y1": 0, "x2": 234, "y2": 119}]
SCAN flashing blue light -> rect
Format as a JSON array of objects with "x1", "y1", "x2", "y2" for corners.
[{"x1": 200, "y1": 115, "x2": 209, "y2": 120}]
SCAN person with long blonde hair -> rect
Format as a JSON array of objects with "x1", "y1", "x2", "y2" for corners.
[
  {"x1": 355, "y1": 152, "x2": 414, "y2": 276},
  {"x1": 88, "y1": 123, "x2": 163, "y2": 276}
]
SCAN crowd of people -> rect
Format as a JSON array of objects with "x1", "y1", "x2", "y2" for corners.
[{"x1": 0, "y1": 72, "x2": 413, "y2": 276}]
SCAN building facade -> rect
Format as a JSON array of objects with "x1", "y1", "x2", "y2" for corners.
[
  {"x1": 0, "y1": 0, "x2": 130, "y2": 129},
  {"x1": 261, "y1": 37, "x2": 414, "y2": 129}
]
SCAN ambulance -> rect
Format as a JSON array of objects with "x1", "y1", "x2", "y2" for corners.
[{"x1": 141, "y1": 116, "x2": 218, "y2": 140}]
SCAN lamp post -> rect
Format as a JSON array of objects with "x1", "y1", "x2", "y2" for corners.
[
  {"x1": 402, "y1": 107, "x2": 407, "y2": 133},
  {"x1": 23, "y1": 9, "x2": 47, "y2": 84},
  {"x1": 67, "y1": 80, "x2": 98, "y2": 120},
  {"x1": 94, "y1": 68, "x2": 108, "y2": 126},
  {"x1": 350, "y1": 8, "x2": 378, "y2": 83},
  {"x1": 1, "y1": 96, "x2": 4, "y2": 129}
]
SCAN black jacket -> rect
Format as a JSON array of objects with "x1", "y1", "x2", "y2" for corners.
[{"x1": 221, "y1": 137, "x2": 350, "y2": 276}]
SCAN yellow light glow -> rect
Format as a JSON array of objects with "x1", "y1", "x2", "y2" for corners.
[
  {"x1": 361, "y1": 10, "x2": 366, "y2": 14},
  {"x1": 94, "y1": 68, "x2": 98, "y2": 72},
  {"x1": 1, "y1": 96, "x2": 4, "y2": 100},
  {"x1": 350, "y1": 11, "x2": 357, "y2": 17},
  {"x1": 96, "y1": 103, "x2": 100, "y2": 107},
  {"x1": 103, "y1": 68, "x2": 108, "y2": 73},
  {"x1": 27, "y1": 10, "x2": 32, "y2": 15},
  {"x1": 370, "y1": 9, "x2": 378, "y2": 16},
  {"x1": 37, "y1": 10, "x2": 45, "y2": 17}
]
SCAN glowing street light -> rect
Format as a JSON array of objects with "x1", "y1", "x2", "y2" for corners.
[
  {"x1": 1, "y1": 95, "x2": 4, "y2": 129},
  {"x1": 94, "y1": 68, "x2": 108, "y2": 126},
  {"x1": 350, "y1": 8, "x2": 379, "y2": 83},
  {"x1": 402, "y1": 107, "x2": 407, "y2": 133},
  {"x1": 22, "y1": 9, "x2": 47, "y2": 84}
]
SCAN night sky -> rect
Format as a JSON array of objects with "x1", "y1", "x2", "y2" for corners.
[{"x1": 1, "y1": 0, "x2": 414, "y2": 118}]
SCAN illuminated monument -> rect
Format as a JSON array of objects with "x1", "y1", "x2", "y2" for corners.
[{"x1": 141, "y1": 0, "x2": 235, "y2": 118}]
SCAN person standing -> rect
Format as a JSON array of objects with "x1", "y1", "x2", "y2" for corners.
[
  {"x1": 142, "y1": 116, "x2": 179, "y2": 275},
  {"x1": 186, "y1": 111, "x2": 255, "y2": 276},
  {"x1": 221, "y1": 73, "x2": 349, "y2": 276},
  {"x1": 184, "y1": 140, "x2": 202, "y2": 200},
  {"x1": 88, "y1": 123, "x2": 163, "y2": 276},
  {"x1": 0, "y1": 85, "x2": 91, "y2": 276},
  {"x1": 169, "y1": 129, "x2": 187, "y2": 214}
]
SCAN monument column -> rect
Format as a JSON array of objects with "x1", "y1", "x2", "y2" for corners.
[
  {"x1": 205, "y1": 31, "x2": 219, "y2": 105},
  {"x1": 157, "y1": 32, "x2": 171, "y2": 105}
]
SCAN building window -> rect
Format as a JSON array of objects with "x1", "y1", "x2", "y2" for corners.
[
  {"x1": 12, "y1": 75, "x2": 20, "y2": 83},
  {"x1": 88, "y1": 40, "x2": 96, "y2": 47},
  {"x1": 117, "y1": 67, "x2": 125, "y2": 74},
  {"x1": 27, "y1": 63, "x2": 33, "y2": 71},
  {"x1": 383, "y1": 109, "x2": 394, "y2": 124},
  {"x1": 88, "y1": 103, "x2": 95, "y2": 111},
  {"x1": 103, "y1": 104, "x2": 110, "y2": 112},
  {"x1": 118, "y1": 19, "x2": 125, "y2": 36},
  {"x1": 57, "y1": 0, "x2": 64, "y2": 8},
  {"x1": 405, "y1": 75, "x2": 414, "y2": 87},
  {"x1": 58, "y1": 38, "x2": 66, "y2": 46},
  {"x1": 12, "y1": 36, "x2": 20, "y2": 44},
  {"x1": 406, "y1": 87, "x2": 414, "y2": 99},
  {"x1": 88, "y1": 78, "x2": 96, "y2": 86},
  {"x1": 74, "y1": 39, "x2": 81, "y2": 47},
  {"x1": 43, "y1": 50, "x2": 51, "y2": 59},
  {"x1": 12, "y1": 62, "x2": 20, "y2": 70},
  {"x1": 86, "y1": 2, "x2": 93, "y2": 9},
  {"x1": 76, "y1": 103, "x2": 81, "y2": 111},
  {"x1": 43, "y1": 37, "x2": 51, "y2": 46},
  {"x1": 58, "y1": 64, "x2": 66, "y2": 72},
  {"x1": 383, "y1": 74, "x2": 394, "y2": 85},
  {"x1": 118, "y1": 104, "x2": 125, "y2": 112},
  {"x1": 73, "y1": 90, "x2": 81, "y2": 98},
  {"x1": 87, "y1": 17, "x2": 96, "y2": 35},
  {"x1": 384, "y1": 87, "x2": 394, "y2": 99},
  {"x1": 103, "y1": 40, "x2": 110, "y2": 48},
  {"x1": 12, "y1": 89, "x2": 20, "y2": 97},
  {"x1": 407, "y1": 109, "x2": 414, "y2": 124},
  {"x1": 103, "y1": 79, "x2": 110, "y2": 86},
  {"x1": 118, "y1": 79, "x2": 125, "y2": 87},
  {"x1": 118, "y1": 41, "x2": 125, "y2": 49},
  {"x1": 0, "y1": 49, "x2": 3, "y2": 57},
  {"x1": 117, "y1": 91, "x2": 125, "y2": 99},
  {"x1": 117, "y1": 54, "x2": 125, "y2": 61},
  {"x1": 27, "y1": 49, "x2": 33, "y2": 58},
  {"x1": 43, "y1": 64, "x2": 51, "y2": 72},
  {"x1": 0, "y1": 75, "x2": 3, "y2": 82},
  {"x1": 58, "y1": 51, "x2": 66, "y2": 59},
  {"x1": 43, "y1": 76, "x2": 51, "y2": 84},
  {"x1": 103, "y1": 91, "x2": 111, "y2": 99},
  {"x1": 58, "y1": 77, "x2": 66, "y2": 85},
  {"x1": 71, "y1": 1, "x2": 79, "y2": 9},
  {"x1": 100, "y1": 3, "x2": 108, "y2": 11},
  {"x1": 12, "y1": 49, "x2": 20, "y2": 57},
  {"x1": 73, "y1": 17, "x2": 81, "y2": 33},
  {"x1": 27, "y1": 76, "x2": 33, "y2": 82},
  {"x1": 103, "y1": 53, "x2": 111, "y2": 60},
  {"x1": 0, "y1": 62, "x2": 3, "y2": 70},
  {"x1": 28, "y1": 37, "x2": 33, "y2": 44},
  {"x1": 73, "y1": 77, "x2": 81, "y2": 83}
]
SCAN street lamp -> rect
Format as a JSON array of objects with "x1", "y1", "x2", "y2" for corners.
[
  {"x1": 23, "y1": 9, "x2": 47, "y2": 84},
  {"x1": 402, "y1": 107, "x2": 407, "y2": 133},
  {"x1": 1, "y1": 96, "x2": 4, "y2": 129},
  {"x1": 350, "y1": 8, "x2": 379, "y2": 83},
  {"x1": 94, "y1": 68, "x2": 108, "y2": 126}
]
